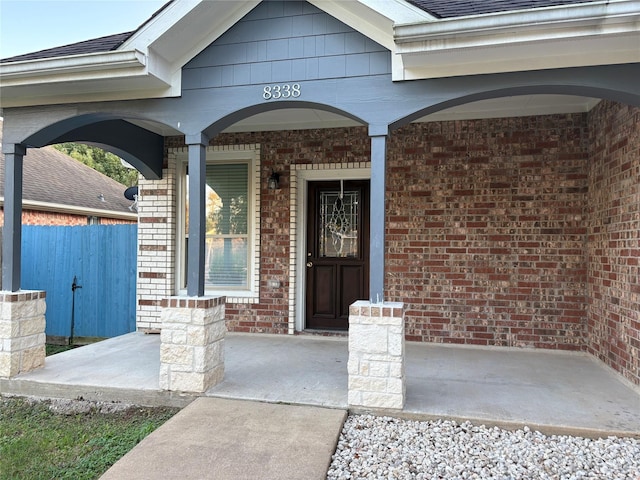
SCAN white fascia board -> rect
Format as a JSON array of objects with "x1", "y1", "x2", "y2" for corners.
[
  {"x1": 398, "y1": 32, "x2": 639, "y2": 80},
  {"x1": 358, "y1": 0, "x2": 435, "y2": 23},
  {"x1": 0, "y1": 197, "x2": 138, "y2": 221},
  {"x1": 0, "y1": 49, "x2": 177, "y2": 108},
  {"x1": 309, "y1": 0, "x2": 430, "y2": 51},
  {"x1": 0, "y1": 50, "x2": 147, "y2": 82},
  {"x1": 393, "y1": 0, "x2": 640, "y2": 80}
]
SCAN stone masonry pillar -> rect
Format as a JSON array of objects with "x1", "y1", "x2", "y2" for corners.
[
  {"x1": 160, "y1": 296, "x2": 225, "y2": 392},
  {"x1": 348, "y1": 300, "x2": 406, "y2": 410},
  {"x1": 0, "y1": 291, "x2": 46, "y2": 378}
]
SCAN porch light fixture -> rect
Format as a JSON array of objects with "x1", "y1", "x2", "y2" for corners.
[{"x1": 267, "y1": 170, "x2": 280, "y2": 190}]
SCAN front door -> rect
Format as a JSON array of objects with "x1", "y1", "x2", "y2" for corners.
[{"x1": 305, "y1": 180, "x2": 369, "y2": 330}]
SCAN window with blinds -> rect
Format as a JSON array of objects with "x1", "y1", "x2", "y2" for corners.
[
  {"x1": 184, "y1": 162, "x2": 250, "y2": 290},
  {"x1": 204, "y1": 163, "x2": 249, "y2": 288}
]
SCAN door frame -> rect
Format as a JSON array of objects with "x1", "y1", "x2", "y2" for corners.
[{"x1": 294, "y1": 166, "x2": 371, "y2": 332}]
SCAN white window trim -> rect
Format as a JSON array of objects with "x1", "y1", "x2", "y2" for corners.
[{"x1": 175, "y1": 145, "x2": 261, "y2": 303}]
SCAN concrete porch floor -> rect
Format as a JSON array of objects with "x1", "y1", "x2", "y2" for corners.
[{"x1": 1, "y1": 332, "x2": 639, "y2": 437}]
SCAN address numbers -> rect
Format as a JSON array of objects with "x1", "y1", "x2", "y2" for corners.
[{"x1": 263, "y1": 83, "x2": 301, "y2": 100}]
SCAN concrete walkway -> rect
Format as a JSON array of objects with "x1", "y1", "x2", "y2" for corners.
[{"x1": 100, "y1": 397, "x2": 346, "y2": 480}]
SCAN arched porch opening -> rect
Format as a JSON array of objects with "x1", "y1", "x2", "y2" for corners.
[
  {"x1": 155, "y1": 101, "x2": 370, "y2": 333},
  {"x1": 384, "y1": 90, "x2": 640, "y2": 388},
  {"x1": 2, "y1": 113, "x2": 177, "y2": 292}
]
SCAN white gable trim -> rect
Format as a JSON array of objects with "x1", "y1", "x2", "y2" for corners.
[
  {"x1": 121, "y1": 0, "x2": 261, "y2": 74},
  {"x1": 308, "y1": 0, "x2": 431, "y2": 51}
]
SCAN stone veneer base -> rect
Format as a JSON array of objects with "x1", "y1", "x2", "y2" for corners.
[
  {"x1": 348, "y1": 300, "x2": 406, "y2": 410},
  {"x1": 159, "y1": 296, "x2": 226, "y2": 393},
  {"x1": 0, "y1": 291, "x2": 47, "y2": 378}
]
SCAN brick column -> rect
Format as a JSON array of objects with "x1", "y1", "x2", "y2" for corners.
[
  {"x1": 159, "y1": 296, "x2": 225, "y2": 392},
  {"x1": 0, "y1": 291, "x2": 46, "y2": 378},
  {"x1": 136, "y1": 153, "x2": 177, "y2": 333},
  {"x1": 348, "y1": 301, "x2": 405, "y2": 410}
]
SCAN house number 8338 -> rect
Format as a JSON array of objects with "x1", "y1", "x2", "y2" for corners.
[{"x1": 263, "y1": 84, "x2": 301, "y2": 100}]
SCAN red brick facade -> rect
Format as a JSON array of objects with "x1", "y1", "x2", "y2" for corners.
[
  {"x1": 386, "y1": 115, "x2": 589, "y2": 350},
  {"x1": 164, "y1": 100, "x2": 639, "y2": 386},
  {"x1": 587, "y1": 101, "x2": 640, "y2": 386}
]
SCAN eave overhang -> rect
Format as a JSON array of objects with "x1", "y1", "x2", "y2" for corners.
[
  {"x1": 0, "y1": 48, "x2": 177, "y2": 108},
  {"x1": 393, "y1": 0, "x2": 640, "y2": 80},
  {"x1": 0, "y1": 197, "x2": 138, "y2": 221}
]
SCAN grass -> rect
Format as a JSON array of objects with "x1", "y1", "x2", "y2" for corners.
[
  {"x1": 0, "y1": 396, "x2": 179, "y2": 480},
  {"x1": 45, "y1": 344, "x2": 76, "y2": 356}
]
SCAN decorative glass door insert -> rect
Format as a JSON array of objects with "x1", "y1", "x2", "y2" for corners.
[{"x1": 319, "y1": 190, "x2": 359, "y2": 258}]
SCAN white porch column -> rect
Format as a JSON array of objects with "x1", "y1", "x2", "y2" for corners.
[
  {"x1": 348, "y1": 301, "x2": 406, "y2": 410},
  {"x1": 0, "y1": 291, "x2": 46, "y2": 378},
  {"x1": 159, "y1": 296, "x2": 226, "y2": 392}
]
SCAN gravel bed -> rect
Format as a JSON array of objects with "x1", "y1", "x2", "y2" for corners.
[{"x1": 327, "y1": 415, "x2": 640, "y2": 479}]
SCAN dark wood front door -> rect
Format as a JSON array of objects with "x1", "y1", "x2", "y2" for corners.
[{"x1": 305, "y1": 180, "x2": 369, "y2": 330}]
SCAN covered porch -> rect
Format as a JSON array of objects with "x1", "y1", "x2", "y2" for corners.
[{"x1": 2, "y1": 332, "x2": 639, "y2": 437}]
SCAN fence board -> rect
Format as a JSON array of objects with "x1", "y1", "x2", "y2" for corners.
[{"x1": 21, "y1": 225, "x2": 137, "y2": 340}]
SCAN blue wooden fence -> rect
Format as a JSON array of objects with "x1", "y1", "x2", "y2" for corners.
[{"x1": 21, "y1": 224, "x2": 137, "y2": 339}]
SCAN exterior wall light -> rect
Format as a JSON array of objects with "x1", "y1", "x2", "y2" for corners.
[{"x1": 267, "y1": 170, "x2": 280, "y2": 190}]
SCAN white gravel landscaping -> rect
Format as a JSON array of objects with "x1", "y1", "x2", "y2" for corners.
[{"x1": 327, "y1": 415, "x2": 640, "y2": 479}]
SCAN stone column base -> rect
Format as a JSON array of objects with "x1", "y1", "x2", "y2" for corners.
[
  {"x1": 348, "y1": 300, "x2": 406, "y2": 410},
  {"x1": 160, "y1": 296, "x2": 226, "y2": 393},
  {"x1": 0, "y1": 291, "x2": 47, "y2": 378}
]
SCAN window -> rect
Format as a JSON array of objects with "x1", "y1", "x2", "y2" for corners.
[
  {"x1": 204, "y1": 163, "x2": 249, "y2": 287},
  {"x1": 178, "y1": 147, "x2": 259, "y2": 298}
]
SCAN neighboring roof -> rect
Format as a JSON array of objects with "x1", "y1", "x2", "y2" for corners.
[
  {"x1": 0, "y1": 121, "x2": 136, "y2": 218},
  {"x1": 407, "y1": 0, "x2": 597, "y2": 18},
  {"x1": 0, "y1": 33, "x2": 134, "y2": 64}
]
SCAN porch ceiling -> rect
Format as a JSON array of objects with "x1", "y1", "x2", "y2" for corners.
[{"x1": 128, "y1": 94, "x2": 599, "y2": 136}]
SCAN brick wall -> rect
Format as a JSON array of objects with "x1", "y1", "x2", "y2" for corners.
[
  {"x1": 211, "y1": 129, "x2": 371, "y2": 334},
  {"x1": 386, "y1": 115, "x2": 589, "y2": 349},
  {"x1": 152, "y1": 118, "x2": 591, "y2": 347},
  {"x1": 136, "y1": 154, "x2": 177, "y2": 332},
  {"x1": 137, "y1": 129, "x2": 373, "y2": 333},
  {"x1": 587, "y1": 101, "x2": 640, "y2": 386},
  {"x1": 0, "y1": 209, "x2": 135, "y2": 226}
]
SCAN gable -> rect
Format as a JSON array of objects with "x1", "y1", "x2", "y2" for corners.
[
  {"x1": 182, "y1": 1, "x2": 390, "y2": 91},
  {"x1": 1, "y1": 0, "x2": 637, "y2": 108}
]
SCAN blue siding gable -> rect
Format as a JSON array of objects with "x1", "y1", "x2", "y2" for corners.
[{"x1": 182, "y1": 0, "x2": 390, "y2": 91}]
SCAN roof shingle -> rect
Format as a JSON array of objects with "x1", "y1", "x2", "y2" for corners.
[
  {"x1": 1, "y1": 32, "x2": 133, "y2": 64},
  {"x1": 408, "y1": 0, "x2": 598, "y2": 18}
]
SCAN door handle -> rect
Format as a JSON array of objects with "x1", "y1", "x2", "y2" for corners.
[{"x1": 306, "y1": 261, "x2": 313, "y2": 268}]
